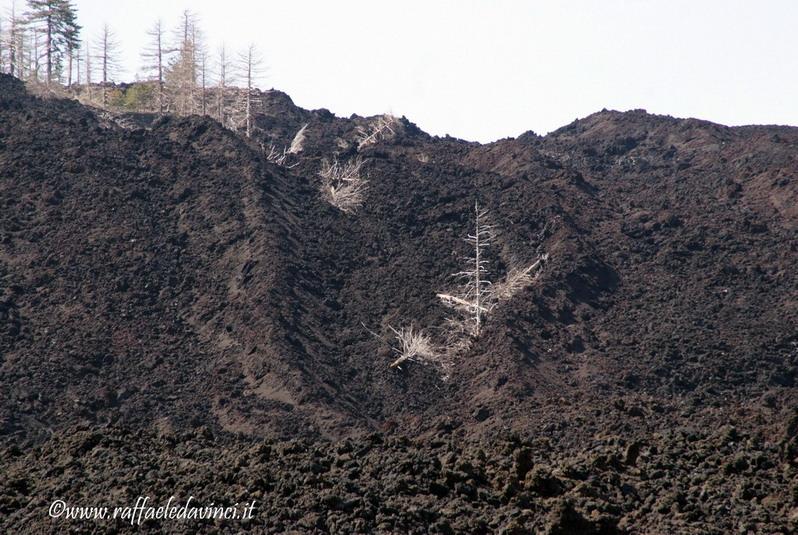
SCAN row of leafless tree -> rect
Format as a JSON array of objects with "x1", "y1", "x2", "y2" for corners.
[
  {"x1": 95, "y1": 12, "x2": 264, "y2": 137},
  {"x1": 1, "y1": 4, "x2": 265, "y2": 137},
  {"x1": 140, "y1": 12, "x2": 258, "y2": 118}
]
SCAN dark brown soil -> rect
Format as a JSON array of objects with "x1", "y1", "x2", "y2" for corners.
[
  {"x1": 3, "y1": 419, "x2": 796, "y2": 534},
  {"x1": 0, "y1": 73, "x2": 796, "y2": 533}
]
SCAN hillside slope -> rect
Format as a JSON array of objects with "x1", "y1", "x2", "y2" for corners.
[
  {"x1": 2, "y1": 71, "x2": 798, "y2": 435},
  {"x1": 1, "y1": 74, "x2": 796, "y2": 533}
]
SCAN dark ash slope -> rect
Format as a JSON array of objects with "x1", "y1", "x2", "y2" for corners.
[{"x1": 1, "y1": 74, "x2": 796, "y2": 533}]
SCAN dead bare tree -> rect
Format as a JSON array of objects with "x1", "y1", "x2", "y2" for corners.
[
  {"x1": 94, "y1": 24, "x2": 119, "y2": 105},
  {"x1": 437, "y1": 202, "x2": 549, "y2": 339},
  {"x1": 382, "y1": 208, "x2": 549, "y2": 372},
  {"x1": 191, "y1": 17, "x2": 207, "y2": 115},
  {"x1": 65, "y1": 42, "x2": 72, "y2": 85},
  {"x1": 198, "y1": 43, "x2": 208, "y2": 115},
  {"x1": 214, "y1": 44, "x2": 233, "y2": 125},
  {"x1": 0, "y1": 16, "x2": 4, "y2": 73},
  {"x1": 4, "y1": 1, "x2": 21, "y2": 77},
  {"x1": 73, "y1": 39, "x2": 80, "y2": 84},
  {"x1": 388, "y1": 326, "x2": 438, "y2": 369},
  {"x1": 237, "y1": 43, "x2": 263, "y2": 138},
  {"x1": 15, "y1": 21, "x2": 26, "y2": 79},
  {"x1": 83, "y1": 37, "x2": 91, "y2": 100},
  {"x1": 318, "y1": 157, "x2": 368, "y2": 213},
  {"x1": 30, "y1": 25, "x2": 41, "y2": 81},
  {"x1": 16, "y1": 17, "x2": 27, "y2": 80},
  {"x1": 165, "y1": 10, "x2": 201, "y2": 115},
  {"x1": 362, "y1": 321, "x2": 446, "y2": 374},
  {"x1": 142, "y1": 19, "x2": 168, "y2": 113},
  {"x1": 437, "y1": 202, "x2": 493, "y2": 337}
]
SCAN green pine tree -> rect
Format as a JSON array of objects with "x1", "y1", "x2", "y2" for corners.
[{"x1": 26, "y1": 0, "x2": 81, "y2": 85}]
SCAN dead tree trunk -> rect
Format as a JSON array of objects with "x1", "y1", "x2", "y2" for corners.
[
  {"x1": 144, "y1": 20, "x2": 166, "y2": 113},
  {"x1": 66, "y1": 47, "x2": 72, "y2": 85},
  {"x1": 11, "y1": 2, "x2": 22, "y2": 78},
  {"x1": 84, "y1": 39, "x2": 91, "y2": 101},
  {"x1": 199, "y1": 48, "x2": 207, "y2": 115},
  {"x1": 437, "y1": 201, "x2": 493, "y2": 337},
  {"x1": 96, "y1": 24, "x2": 118, "y2": 106},
  {"x1": 101, "y1": 30, "x2": 108, "y2": 104},
  {"x1": 239, "y1": 44, "x2": 261, "y2": 138},
  {"x1": 74, "y1": 43, "x2": 80, "y2": 85},
  {"x1": 216, "y1": 45, "x2": 228, "y2": 124},
  {"x1": 44, "y1": 12, "x2": 51, "y2": 84}
]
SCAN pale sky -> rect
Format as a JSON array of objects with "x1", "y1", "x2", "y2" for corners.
[{"x1": 7, "y1": 0, "x2": 798, "y2": 142}]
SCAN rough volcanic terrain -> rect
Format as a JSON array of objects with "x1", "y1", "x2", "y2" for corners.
[{"x1": 0, "y1": 73, "x2": 796, "y2": 533}]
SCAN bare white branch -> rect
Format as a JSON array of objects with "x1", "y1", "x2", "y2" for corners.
[
  {"x1": 288, "y1": 123, "x2": 309, "y2": 154},
  {"x1": 260, "y1": 124, "x2": 307, "y2": 168},
  {"x1": 356, "y1": 114, "x2": 401, "y2": 150},
  {"x1": 488, "y1": 254, "x2": 549, "y2": 305},
  {"x1": 262, "y1": 143, "x2": 293, "y2": 167},
  {"x1": 436, "y1": 293, "x2": 488, "y2": 313}
]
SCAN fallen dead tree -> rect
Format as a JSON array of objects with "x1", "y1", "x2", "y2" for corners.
[
  {"x1": 318, "y1": 157, "x2": 368, "y2": 213},
  {"x1": 356, "y1": 114, "x2": 401, "y2": 150}
]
